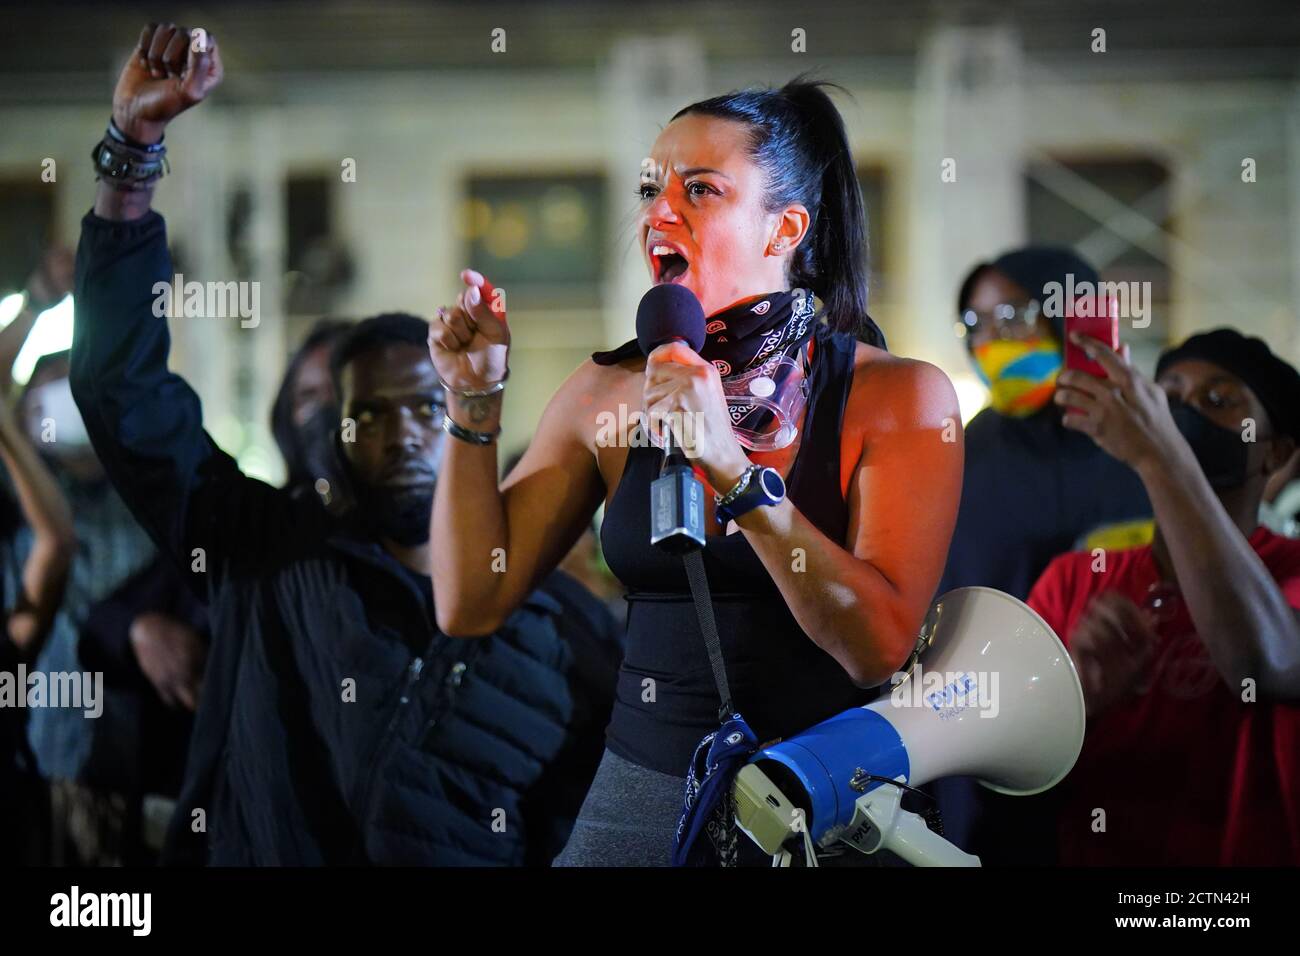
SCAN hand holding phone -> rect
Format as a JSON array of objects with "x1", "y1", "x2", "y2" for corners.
[{"x1": 1063, "y1": 295, "x2": 1120, "y2": 378}]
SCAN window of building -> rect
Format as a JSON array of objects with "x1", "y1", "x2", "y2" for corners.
[
  {"x1": 460, "y1": 172, "x2": 607, "y2": 310},
  {"x1": 1025, "y1": 156, "x2": 1172, "y2": 341}
]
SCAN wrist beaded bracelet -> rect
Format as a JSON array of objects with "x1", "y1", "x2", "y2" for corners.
[
  {"x1": 91, "y1": 117, "x2": 168, "y2": 188},
  {"x1": 106, "y1": 118, "x2": 166, "y2": 153}
]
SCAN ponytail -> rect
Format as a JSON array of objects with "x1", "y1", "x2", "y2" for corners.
[{"x1": 674, "y1": 74, "x2": 886, "y2": 348}]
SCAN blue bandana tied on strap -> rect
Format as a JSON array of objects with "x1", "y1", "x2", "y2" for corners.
[{"x1": 672, "y1": 713, "x2": 759, "y2": 866}]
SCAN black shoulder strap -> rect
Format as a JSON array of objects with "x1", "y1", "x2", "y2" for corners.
[{"x1": 682, "y1": 550, "x2": 734, "y2": 723}]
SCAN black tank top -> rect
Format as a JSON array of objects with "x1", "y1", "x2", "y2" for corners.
[{"x1": 600, "y1": 322, "x2": 873, "y2": 775}]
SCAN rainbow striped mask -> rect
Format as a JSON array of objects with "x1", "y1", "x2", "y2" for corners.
[{"x1": 971, "y1": 337, "x2": 1062, "y2": 418}]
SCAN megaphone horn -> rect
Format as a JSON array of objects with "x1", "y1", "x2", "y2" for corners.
[{"x1": 733, "y1": 587, "x2": 1086, "y2": 866}]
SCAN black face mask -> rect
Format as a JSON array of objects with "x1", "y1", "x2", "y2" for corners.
[
  {"x1": 1168, "y1": 399, "x2": 1251, "y2": 490},
  {"x1": 352, "y1": 479, "x2": 433, "y2": 546}
]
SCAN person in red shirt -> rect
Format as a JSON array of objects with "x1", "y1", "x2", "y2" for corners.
[{"x1": 1028, "y1": 327, "x2": 1300, "y2": 866}]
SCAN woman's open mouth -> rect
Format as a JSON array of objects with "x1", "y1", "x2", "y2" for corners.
[{"x1": 650, "y1": 243, "x2": 691, "y2": 285}]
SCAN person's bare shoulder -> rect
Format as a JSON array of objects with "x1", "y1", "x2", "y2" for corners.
[
  {"x1": 548, "y1": 353, "x2": 646, "y2": 449},
  {"x1": 845, "y1": 341, "x2": 960, "y2": 437},
  {"x1": 562, "y1": 352, "x2": 645, "y2": 400}
]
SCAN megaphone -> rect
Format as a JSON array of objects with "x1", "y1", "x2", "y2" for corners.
[{"x1": 732, "y1": 587, "x2": 1085, "y2": 866}]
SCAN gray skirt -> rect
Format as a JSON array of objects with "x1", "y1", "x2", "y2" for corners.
[{"x1": 552, "y1": 748, "x2": 686, "y2": 867}]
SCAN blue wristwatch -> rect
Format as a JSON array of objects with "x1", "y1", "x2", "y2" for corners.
[{"x1": 715, "y1": 465, "x2": 785, "y2": 525}]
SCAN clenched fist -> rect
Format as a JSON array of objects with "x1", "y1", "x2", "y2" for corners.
[
  {"x1": 112, "y1": 23, "x2": 224, "y2": 145},
  {"x1": 429, "y1": 269, "x2": 511, "y2": 392}
]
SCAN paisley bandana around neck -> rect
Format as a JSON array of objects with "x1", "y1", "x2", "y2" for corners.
[
  {"x1": 707, "y1": 289, "x2": 818, "y2": 451},
  {"x1": 588, "y1": 288, "x2": 821, "y2": 450},
  {"x1": 700, "y1": 288, "x2": 818, "y2": 377}
]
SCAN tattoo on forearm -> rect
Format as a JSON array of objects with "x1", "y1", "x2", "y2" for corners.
[{"x1": 462, "y1": 395, "x2": 500, "y2": 425}]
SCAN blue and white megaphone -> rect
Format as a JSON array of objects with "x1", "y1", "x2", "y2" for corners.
[{"x1": 732, "y1": 587, "x2": 1086, "y2": 866}]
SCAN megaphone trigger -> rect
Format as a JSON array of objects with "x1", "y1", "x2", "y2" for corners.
[{"x1": 849, "y1": 784, "x2": 981, "y2": 867}]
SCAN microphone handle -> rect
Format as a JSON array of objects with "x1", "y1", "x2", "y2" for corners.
[
  {"x1": 645, "y1": 332, "x2": 699, "y2": 469},
  {"x1": 661, "y1": 422, "x2": 688, "y2": 472},
  {"x1": 650, "y1": 412, "x2": 706, "y2": 552},
  {"x1": 645, "y1": 332, "x2": 706, "y2": 551}
]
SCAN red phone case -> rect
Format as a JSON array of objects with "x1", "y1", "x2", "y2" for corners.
[{"x1": 1064, "y1": 296, "x2": 1119, "y2": 378}]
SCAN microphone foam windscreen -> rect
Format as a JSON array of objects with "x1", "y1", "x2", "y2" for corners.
[{"x1": 636, "y1": 285, "x2": 706, "y2": 355}]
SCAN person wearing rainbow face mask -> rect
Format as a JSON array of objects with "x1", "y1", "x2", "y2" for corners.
[
  {"x1": 932, "y1": 246, "x2": 1153, "y2": 865},
  {"x1": 940, "y1": 246, "x2": 1152, "y2": 603},
  {"x1": 967, "y1": 302, "x2": 1064, "y2": 418}
]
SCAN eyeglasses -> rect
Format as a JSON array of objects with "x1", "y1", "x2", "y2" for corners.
[{"x1": 955, "y1": 300, "x2": 1042, "y2": 342}]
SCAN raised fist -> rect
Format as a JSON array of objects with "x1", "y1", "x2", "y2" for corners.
[
  {"x1": 112, "y1": 23, "x2": 223, "y2": 145},
  {"x1": 429, "y1": 270, "x2": 511, "y2": 392}
]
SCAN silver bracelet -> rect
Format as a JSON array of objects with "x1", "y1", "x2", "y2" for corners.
[
  {"x1": 441, "y1": 414, "x2": 501, "y2": 445},
  {"x1": 715, "y1": 464, "x2": 762, "y2": 508},
  {"x1": 438, "y1": 366, "x2": 510, "y2": 399}
]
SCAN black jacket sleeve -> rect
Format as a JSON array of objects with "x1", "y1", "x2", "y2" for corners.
[{"x1": 70, "y1": 210, "x2": 287, "y2": 595}]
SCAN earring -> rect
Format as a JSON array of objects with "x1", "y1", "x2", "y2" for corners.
[{"x1": 772, "y1": 240, "x2": 786, "y2": 253}]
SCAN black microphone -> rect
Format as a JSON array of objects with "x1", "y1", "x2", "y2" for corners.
[{"x1": 636, "y1": 285, "x2": 707, "y2": 553}]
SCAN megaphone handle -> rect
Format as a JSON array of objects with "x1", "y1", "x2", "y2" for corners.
[
  {"x1": 860, "y1": 787, "x2": 982, "y2": 867},
  {"x1": 884, "y1": 808, "x2": 982, "y2": 867}
]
